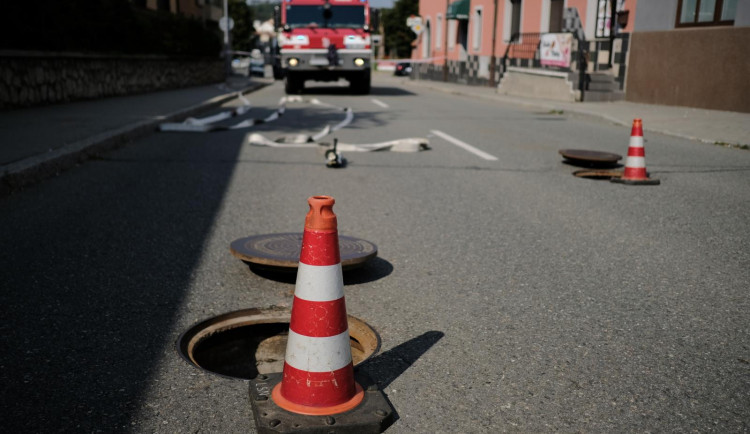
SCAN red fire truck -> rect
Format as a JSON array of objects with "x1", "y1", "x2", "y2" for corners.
[{"x1": 274, "y1": 0, "x2": 373, "y2": 94}]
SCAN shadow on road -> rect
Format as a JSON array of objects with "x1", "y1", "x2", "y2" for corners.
[
  {"x1": 292, "y1": 85, "x2": 417, "y2": 97},
  {"x1": 358, "y1": 330, "x2": 445, "y2": 390},
  {"x1": 245, "y1": 257, "x2": 394, "y2": 285},
  {"x1": 355, "y1": 330, "x2": 445, "y2": 427},
  {"x1": 368, "y1": 86, "x2": 417, "y2": 96},
  {"x1": 0, "y1": 131, "x2": 242, "y2": 431}
]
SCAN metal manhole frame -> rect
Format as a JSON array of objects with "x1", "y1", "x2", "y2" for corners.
[{"x1": 176, "y1": 307, "x2": 381, "y2": 380}]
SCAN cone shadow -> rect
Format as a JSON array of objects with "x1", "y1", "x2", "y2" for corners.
[
  {"x1": 357, "y1": 330, "x2": 445, "y2": 390},
  {"x1": 354, "y1": 331, "x2": 445, "y2": 427}
]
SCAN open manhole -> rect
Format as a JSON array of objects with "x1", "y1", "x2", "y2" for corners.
[
  {"x1": 177, "y1": 307, "x2": 380, "y2": 380},
  {"x1": 573, "y1": 169, "x2": 623, "y2": 180},
  {"x1": 230, "y1": 233, "x2": 378, "y2": 272}
]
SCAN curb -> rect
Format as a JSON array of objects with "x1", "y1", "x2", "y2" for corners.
[
  {"x1": 0, "y1": 81, "x2": 270, "y2": 197},
  {"x1": 399, "y1": 77, "x2": 732, "y2": 146}
]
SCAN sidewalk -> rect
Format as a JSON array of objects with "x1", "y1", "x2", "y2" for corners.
[
  {"x1": 380, "y1": 72, "x2": 750, "y2": 148},
  {"x1": 0, "y1": 76, "x2": 271, "y2": 196}
]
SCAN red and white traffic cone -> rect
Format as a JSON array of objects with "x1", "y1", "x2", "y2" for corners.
[
  {"x1": 271, "y1": 195, "x2": 364, "y2": 415},
  {"x1": 611, "y1": 118, "x2": 660, "y2": 185}
]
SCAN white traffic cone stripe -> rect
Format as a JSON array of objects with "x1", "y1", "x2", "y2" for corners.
[
  {"x1": 625, "y1": 156, "x2": 646, "y2": 168},
  {"x1": 629, "y1": 136, "x2": 644, "y2": 147},
  {"x1": 285, "y1": 330, "x2": 352, "y2": 372},
  {"x1": 294, "y1": 263, "x2": 344, "y2": 302}
]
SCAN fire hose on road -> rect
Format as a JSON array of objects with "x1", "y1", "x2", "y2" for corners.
[{"x1": 158, "y1": 93, "x2": 430, "y2": 153}]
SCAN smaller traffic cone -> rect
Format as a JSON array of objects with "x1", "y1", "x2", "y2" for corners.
[
  {"x1": 271, "y1": 195, "x2": 364, "y2": 415},
  {"x1": 611, "y1": 118, "x2": 660, "y2": 185}
]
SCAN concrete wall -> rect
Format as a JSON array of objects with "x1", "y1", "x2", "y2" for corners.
[
  {"x1": 626, "y1": 27, "x2": 750, "y2": 113},
  {"x1": 498, "y1": 67, "x2": 580, "y2": 101},
  {"x1": 0, "y1": 51, "x2": 224, "y2": 109}
]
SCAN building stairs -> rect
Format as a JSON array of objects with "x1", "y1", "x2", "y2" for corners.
[{"x1": 584, "y1": 70, "x2": 625, "y2": 102}]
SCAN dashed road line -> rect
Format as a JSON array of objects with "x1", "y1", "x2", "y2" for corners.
[
  {"x1": 371, "y1": 99, "x2": 389, "y2": 108},
  {"x1": 430, "y1": 130, "x2": 498, "y2": 161}
]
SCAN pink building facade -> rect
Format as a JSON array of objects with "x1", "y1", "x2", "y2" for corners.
[{"x1": 413, "y1": 0, "x2": 637, "y2": 91}]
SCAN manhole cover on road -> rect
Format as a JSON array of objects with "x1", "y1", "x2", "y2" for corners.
[
  {"x1": 230, "y1": 233, "x2": 377, "y2": 271},
  {"x1": 177, "y1": 307, "x2": 380, "y2": 380},
  {"x1": 559, "y1": 149, "x2": 622, "y2": 167}
]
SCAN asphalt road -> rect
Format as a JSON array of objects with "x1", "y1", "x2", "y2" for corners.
[{"x1": 1, "y1": 74, "x2": 749, "y2": 433}]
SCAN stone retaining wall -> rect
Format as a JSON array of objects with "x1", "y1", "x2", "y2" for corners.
[{"x1": 0, "y1": 51, "x2": 224, "y2": 109}]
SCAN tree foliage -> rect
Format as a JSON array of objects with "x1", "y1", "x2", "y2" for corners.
[
  {"x1": 229, "y1": 0, "x2": 256, "y2": 52},
  {"x1": 0, "y1": 0, "x2": 221, "y2": 56},
  {"x1": 381, "y1": 0, "x2": 418, "y2": 58},
  {"x1": 249, "y1": 2, "x2": 278, "y2": 22}
]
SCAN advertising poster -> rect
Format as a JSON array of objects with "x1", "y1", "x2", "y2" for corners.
[{"x1": 540, "y1": 33, "x2": 573, "y2": 68}]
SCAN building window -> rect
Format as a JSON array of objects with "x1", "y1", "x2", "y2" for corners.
[
  {"x1": 458, "y1": 20, "x2": 469, "y2": 59},
  {"x1": 595, "y1": 0, "x2": 613, "y2": 38},
  {"x1": 436, "y1": 14, "x2": 443, "y2": 49},
  {"x1": 676, "y1": 0, "x2": 737, "y2": 26},
  {"x1": 423, "y1": 19, "x2": 432, "y2": 58},
  {"x1": 448, "y1": 20, "x2": 457, "y2": 49},
  {"x1": 549, "y1": 0, "x2": 564, "y2": 33},
  {"x1": 472, "y1": 7, "x2": 482, "y2": 51},
  {"x1": 510, "y1": 0, "x2": 522, "y2": 41}
]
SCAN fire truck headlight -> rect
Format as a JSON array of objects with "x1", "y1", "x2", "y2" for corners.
[
  {"x1": 288, "y1": 58, "x2": 299, "y2": 67},
  {"x1": 354, "y1": 58, "x2": 365, "y2": 67}
]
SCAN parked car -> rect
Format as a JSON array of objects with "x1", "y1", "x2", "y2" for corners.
[
  {"x1": 231, "y1": 57, "x2": 251, "y2": 76},
  {"x1": 249, "y1": 58, "x2": 265, "y2": 77},
  {"x1": 394, "y1": 62, "x2": 412, "y2": 76}
]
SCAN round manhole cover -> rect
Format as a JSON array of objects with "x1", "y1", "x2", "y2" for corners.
[
  {"x1": 230, "y1": 233, "x2": 377, "y2": 271},
  {"x1": 572, "y1": 169, "x2": 623, "y2": 180},
  {"x1": 559, "y1": 149, "x2": 622, "y2": 167},
  {"x1": 177, "y1": 307, "x2": 380, "y2": 380}
]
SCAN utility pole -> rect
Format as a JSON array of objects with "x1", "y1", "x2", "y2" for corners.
[
  {"x1": 489, "y1": 0, "x2": 499, "y2": 87},
  {"x1": 443, "y1": 0, "x2": 449, "y2": 81}
]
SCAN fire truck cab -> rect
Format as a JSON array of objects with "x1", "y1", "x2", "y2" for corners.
[{"x1": 275, "y1": 0, "x2": 373, "y2": 94}]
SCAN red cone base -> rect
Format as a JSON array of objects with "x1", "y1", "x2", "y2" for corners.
[{"x1": 271, "y1": 382, "x2": 364, "y2": 416}]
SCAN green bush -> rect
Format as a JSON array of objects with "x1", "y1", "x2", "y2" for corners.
[{"x1": 0, "y1": 0, "x2": 221, "y2": 57}]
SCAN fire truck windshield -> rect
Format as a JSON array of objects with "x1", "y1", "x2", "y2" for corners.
[{"x1": 286, "y1": 5, "x2": 366, "y2": 29}]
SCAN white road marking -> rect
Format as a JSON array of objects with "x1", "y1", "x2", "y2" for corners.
[
  {"x1": 429, "y1": 130, "x2": 498, "y2": 161},
  {"x1": 371, "y1": 99, "x2": 389, "y2": 108}
]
